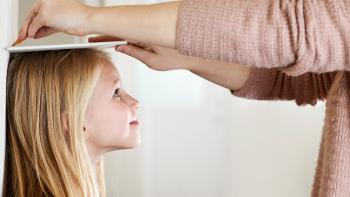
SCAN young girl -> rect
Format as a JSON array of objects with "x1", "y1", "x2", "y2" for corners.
[{"x1": 3, "y1": 49, "x2": 140, "y2": 196}]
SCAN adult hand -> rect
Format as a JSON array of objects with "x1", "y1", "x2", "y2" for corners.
[
  {"x1": 89, "y1": 35, "x2": 191, "y2": 71},
  {"x1": 89, "y1": 35, "x2": 250, "y2": 90},
  {"x1": 18, "y1": 0, "x2": 93, "y2": 43},
  {"x1": 17, "y1": 1, "x2": 180, "y2": 48}
]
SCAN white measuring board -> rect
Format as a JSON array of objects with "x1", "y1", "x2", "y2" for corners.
[{"x1": 6, "y1": 41, "x2": 128, "y2": 53}]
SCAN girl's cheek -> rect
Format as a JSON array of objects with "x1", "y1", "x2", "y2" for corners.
[{"x1": 113, "y1": 102, "x2": 130, "y2": 119}]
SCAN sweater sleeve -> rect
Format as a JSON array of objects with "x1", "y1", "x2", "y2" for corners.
[
  {"x1": 176, "y1": 0, "x2": 350, "y2": 76},
  {"x1": 231, "y1": 68, "x2": 337, "y2": 106}
]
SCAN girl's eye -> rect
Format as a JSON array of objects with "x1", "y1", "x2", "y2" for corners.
[{"x1": 113, "y1": 88, "x2": 120, "y2": 97}]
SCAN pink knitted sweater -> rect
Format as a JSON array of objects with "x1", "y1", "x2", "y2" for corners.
[{"x1": 176, "y1": 0, "x2": 350, "y2": 196}]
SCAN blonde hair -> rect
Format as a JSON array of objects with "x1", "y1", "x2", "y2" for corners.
[{"x1": 4, "y1": 49, "x2": 109, "y2": 197}]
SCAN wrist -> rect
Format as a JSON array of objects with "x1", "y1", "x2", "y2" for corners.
[
  {"x1": 83, "y1": 6, "x2": 102, "y2": 35},
  {"x1": 186, "y1": 56, "x2": 217, "y2": 76},
  {"x1": 182, "y1": 55, "x2": 202, "y2": 72}
]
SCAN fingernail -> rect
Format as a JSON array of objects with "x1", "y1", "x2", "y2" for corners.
[{"x1": 12, "y1": 39, "x2": 23, "y2": 46}]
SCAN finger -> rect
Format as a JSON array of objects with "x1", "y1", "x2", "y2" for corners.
[
  {"x1": 18, "y1": 1, "x2": 41, "y2": 42},
  {"x1": 34, "y1": 27, "x2": 58, "y2": 39},
  {"x1": 28, "y1": 15, "x2": 45, "y2": 38},
  {"x1": 116, "y1": 44, "x2": 155, "y2": 65},
  {"x1": 18, "y1": 10, "x2": 36, "y2": 41},
  {"x1": 88, "y1": 35, "x2": 123, "y2": 43}
]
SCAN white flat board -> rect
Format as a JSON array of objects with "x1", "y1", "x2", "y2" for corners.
[{"x1": 6, "y1": 41, "x2": 127, "y2": 53}]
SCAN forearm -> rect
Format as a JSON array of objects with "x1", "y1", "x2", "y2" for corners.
[
  {"x1": 87, "y1": 1, "x2": 181, "y2": 48},
  {"x1": 185, "y1": 56, "x2": 251, "y2": 91}
]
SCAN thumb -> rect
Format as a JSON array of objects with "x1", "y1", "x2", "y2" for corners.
[
  {"x1": 28, "y1": 15, "x2": 44, "y2": 38},
  {"x1": 34, "y1": 27, "x2": 58, "y2": 39},
  {"x1": 116, "y1": 44, "x2": 155, "y2": 65}
]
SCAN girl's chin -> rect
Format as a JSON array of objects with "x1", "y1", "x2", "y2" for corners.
[{"x1": 112, "y1": 139, "x2": 141, "y2": 150}]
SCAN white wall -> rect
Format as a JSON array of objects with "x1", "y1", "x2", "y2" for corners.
[
  {"x1": 0, "y1": 0, "x2": 18, "y2": 195},
  {"x1": 103, "y1": 1, "x2": 324, "y2": 197}
]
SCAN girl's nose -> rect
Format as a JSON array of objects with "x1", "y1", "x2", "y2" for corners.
[
  {"x1": 124, "y1": 93, "x2": 140, "y2": 111},
  {"x1": 130, "y1": 99, "x2": 140, "y2": 111}
]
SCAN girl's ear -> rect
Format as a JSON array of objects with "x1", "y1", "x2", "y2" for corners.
[
  {"x1": 83, "y1": 106, "x2": 94, "y2": 139},
  {"x1": 82, "y1": 126, "x2": 90, "y2": 140},
  {"x1": 83, "y1": 115, "x2": 90, "y2": 140}
]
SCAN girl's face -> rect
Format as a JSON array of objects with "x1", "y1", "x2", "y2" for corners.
[{"x1": 83, "y1": 60, "x2": 140, "y2": 160}]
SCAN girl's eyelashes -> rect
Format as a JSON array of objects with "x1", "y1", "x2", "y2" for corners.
[{"x1": 113, "y1": 88, "x2": 120, "y2": 98}]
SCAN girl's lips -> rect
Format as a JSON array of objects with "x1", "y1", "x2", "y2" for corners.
[{"x1": 129, "y1": 120, "x2": 139, "y2": 125}]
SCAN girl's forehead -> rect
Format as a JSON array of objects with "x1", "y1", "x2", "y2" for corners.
[
  {"x1": 92, "y1": 62, "x2": 121, "y2": 96},
  {"x1": 99, "y1": 61, "x2": 121, "y2": 84}
]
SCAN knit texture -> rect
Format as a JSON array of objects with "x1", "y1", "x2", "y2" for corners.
[{"x1": 176, "y1": 0, "x2": 350, "y2": 196}]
